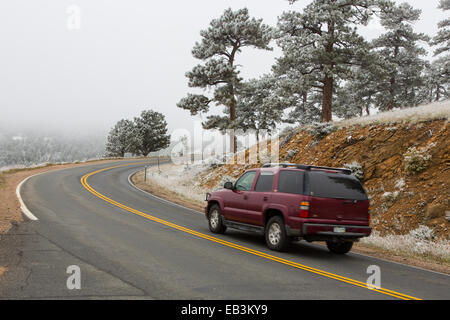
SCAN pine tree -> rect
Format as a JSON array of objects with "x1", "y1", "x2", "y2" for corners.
[
  {"x1": 336, "y1": 70, "x2": 376, "y2": 119},
  {"x1": 423, "y1": 55, "x2": 450, "y2": 102},
  {"x1": 432, "y1": 0, "x2": 450, "y2": 56},
  {"x1": 334, "y1": 82, "x2": 366, "y2": 119},
  {"x1": 272, "y1": 67, "x2": 322, "y2": 125},
  {"x1": 372, "y1": 2, "x2": 429, "y2": 111},
  {"x1": 236, "y1": 75, "x2": 287, "y2": 151},
  {"x1": 283, "y1": 90, "x2": 323, "y2": 125},
  {"x1": 426, "y1": 0, "x2": 450, "y2": 103},
  {"x1": 177, "y1": 8, "x2": 273, "y2": 153},
  {"x1": 275, "y1": 0, "x2": 377, "y2": 123},
  {"x1": 105, "y1": 119, "x2": 134, "y2": 158},
  {"x1": 130, "y1": 110, "x2": 171, "y2": 157},
  {"x1": 335, "y1": 43, "x2": 392, "y2": 119}
]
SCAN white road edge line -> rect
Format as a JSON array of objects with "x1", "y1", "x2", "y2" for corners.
[
  {"x1": 16, "y1": 174, "x2": 42, "y2": 221},
  {"x1": 127, "y1": 167, "x2": 449, "y2": 278}
]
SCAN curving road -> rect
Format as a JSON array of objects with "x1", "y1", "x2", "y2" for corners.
[{"x1": 0, "y1": 160, "x2": 449, "y2": 300}]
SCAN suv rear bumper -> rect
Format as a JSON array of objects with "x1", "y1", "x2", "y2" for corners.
[{"x1": 286, "y1": 223, "x2": 372, "y2": 239}]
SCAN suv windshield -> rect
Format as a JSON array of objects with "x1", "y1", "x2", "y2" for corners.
[{"x1": 308, "y1": 171, "x2": 368, "y2": 200}]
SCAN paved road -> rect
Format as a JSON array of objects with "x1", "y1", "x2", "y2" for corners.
[{"x1": 0, "y1": 160, "x2": 448, "y2": 299}]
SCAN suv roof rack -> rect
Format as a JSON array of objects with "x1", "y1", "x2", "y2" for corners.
[{"x1": 262, "y1": 163, "x2": 352, "y2": 175}]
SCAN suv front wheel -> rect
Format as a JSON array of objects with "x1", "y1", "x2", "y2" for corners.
[
  {"x1": 326, "y1": 240, "x2": 353, "y2": 254},
  {"x1": 265, "y1": 216, "x2": 290, "y2": 252},
  {"x1": 208, "y1": 204, "x2": 227, "y2": 234}
]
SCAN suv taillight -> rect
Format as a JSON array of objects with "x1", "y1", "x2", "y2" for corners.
[{"x1": 300, "y1": 201, "x2": 310, "y2": 218}]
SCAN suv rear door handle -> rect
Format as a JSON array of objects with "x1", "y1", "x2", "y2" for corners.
[
  {"x1": 263, "y1": 196, "x2": 268, "y2": 201},
  {"x1": 243, "y1": 195, "x2": 248, "y2": 200}
]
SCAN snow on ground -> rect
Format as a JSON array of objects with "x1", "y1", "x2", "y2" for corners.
[
  {"x1": 361, "y1": 227, "x2": 450, "y2": 263},
  {"x1": 0, "y1": 157, "x2": 123, "y2": 173},
  {"x1": 0, "y1": 162, "x2": 55, "y2": 173},
  {"x1": 144, "y1": 162, "x2": 211, "y2": 203},
  {"x1": 337, "y1": 100, "x2": 450, "y2": 127}
]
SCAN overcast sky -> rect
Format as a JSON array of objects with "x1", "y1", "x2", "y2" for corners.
[{"x1": 0, "y1": 0, "x2": 446, "y2": 136}]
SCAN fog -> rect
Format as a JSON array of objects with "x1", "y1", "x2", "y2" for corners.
[{"x1": 0, "y1": 0, "x2": 445, "y2": 138}]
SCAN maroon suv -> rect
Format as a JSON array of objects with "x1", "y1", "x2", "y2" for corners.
[{"x1": 205, "y1": 163, "x2": 372, "y2": 254}]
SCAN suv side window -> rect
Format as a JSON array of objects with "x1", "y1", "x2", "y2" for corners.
[
  {"x1": 278, "y1": 170, "x2": 304, "y2": 195},
  {"x1": 235, "y1": 171, "x2": 257, "y2": 191},
  {"x1": 254, "y1": 172, "x2": 274, "y2": 192}
]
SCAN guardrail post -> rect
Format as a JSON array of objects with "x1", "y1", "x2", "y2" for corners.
[{"x1": 158, "y1": 154, "x2": 160, "y2": 173}]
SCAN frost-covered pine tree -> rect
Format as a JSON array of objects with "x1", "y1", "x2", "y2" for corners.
[
  {"x1": 105, "y1": 119, "x2": 135, "y2": 158},
  {"x1": 272, "y1": 67, "x2": 322, "y2": 125},
  {"x1": 424, "y1": 0, "x2": 450, "y2": 103},
  {"x1": 130, "y1": 110, "x2": 170, "y2": 157},
  {"x1": 372, "y1": 2, "x2": 429, "y2": 111},
  {"x1": 432, "y1": 0, "x2": 450, "y2": 56},
  {"x1": 335, "y1": 36, "x2": 393, "y2": 119},
  {"x1": 422, "y1": 55, "x2": 450, "y2": 102},
  {"x1": 236, "y1": 75, "x2": 287, "y2": 146},
  {"x1": 177, "y1": 8, "x2": 273, "y2": 153},
  {"x1": 334, "y1": 82, "x2": 366, "y2": 119},
  {"x1": 275, "y1": 0, "x2": 377, "y2": 123}
]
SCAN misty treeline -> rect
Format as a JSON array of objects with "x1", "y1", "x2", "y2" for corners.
[
  {"x1": 0, "y1": 130, "x2": 106, "y2": 169},
  {"x1": 177, "y1": 0, "x2": 450, "y2": 153},
  {"x1": 106, "y1": 110, "x2": 170, "y2": 158}
]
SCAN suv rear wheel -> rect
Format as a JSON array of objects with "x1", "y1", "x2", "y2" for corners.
[
  {"x1": 208, "y1": 204, "x2": 227, "y2": 234},
  {"x1": 326, "y1": 240, "x2": 353, "y2": 254},
  {"x1": 265, "y1": 216, "x2": 290, "y2": 252}
]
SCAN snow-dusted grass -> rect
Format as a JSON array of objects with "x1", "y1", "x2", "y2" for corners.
[
  {"x1": 361, "y1": 226, "x2": 450, "y2": 264},
  {"x1": 337, "y1": 100, "x2": 450, "y2": 127},
  {"x1": 144, "y1": 162, "x2": 210, "y2": 203},
  {"x1": 0, "y1": 162, "x2": 55, "y2": 173},
  {"x1": 0, "y1": 157, "x2": 126, "y2": 173}
]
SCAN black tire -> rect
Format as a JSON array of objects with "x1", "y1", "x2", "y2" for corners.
[
  {"x1": 265, "y1": 216, "x2": 290, "y2": 252},
  {"x1": 208, "y1": 204, "x2": 227, "y2": 234},
  {"x1": 326, "y1": 240, "x2": 353, "y2": 254}
]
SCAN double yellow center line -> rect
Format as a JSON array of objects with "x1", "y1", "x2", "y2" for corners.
[{"x1": 81, "y1": 163, "x2": 421, "y2": 301}]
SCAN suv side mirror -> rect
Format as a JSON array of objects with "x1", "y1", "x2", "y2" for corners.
[{"x1": 224, "y1": 182, "x2": 233, "y2": 190}]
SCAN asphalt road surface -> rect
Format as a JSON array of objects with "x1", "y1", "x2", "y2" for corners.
[{"x1": 0, "y1": 160, "x2": 448, "y2": 300}]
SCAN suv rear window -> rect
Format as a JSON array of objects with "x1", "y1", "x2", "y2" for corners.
[
  {"x1": 308, "y1": 171, "x2": 368, "y2": 200},
  {"x1": 278, "y1": 170, "x2": 305, "y2": 195}
]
